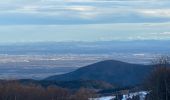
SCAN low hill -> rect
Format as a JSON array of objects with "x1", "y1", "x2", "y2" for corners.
[{"x1": 45, "y1": 60, "x2": 154, "y2": 86}]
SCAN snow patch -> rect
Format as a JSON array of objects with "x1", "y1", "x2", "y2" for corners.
[{"x1": 89, "y1": 96, "x2": 115, "y2": 100}]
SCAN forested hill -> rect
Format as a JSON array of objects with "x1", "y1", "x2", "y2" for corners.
[{"x1": 45, "y1": 60, "x2": 154, "y2": 86}]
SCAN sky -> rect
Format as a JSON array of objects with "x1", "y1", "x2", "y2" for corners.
[{"x1": 0, "y1": 0, "x2": 170, "y2": 43}]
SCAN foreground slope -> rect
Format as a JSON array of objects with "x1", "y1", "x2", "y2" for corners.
[{"x1": 45, "y1": 60, "x2": 153, "y2": 86}]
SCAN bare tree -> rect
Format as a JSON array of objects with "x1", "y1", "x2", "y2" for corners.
[
  {"x1": 71, "y1": 88, "x2": 96, "y2": 100},
  {"x1": 145, "y1": 56, "x2": 170, "y2": 100}
]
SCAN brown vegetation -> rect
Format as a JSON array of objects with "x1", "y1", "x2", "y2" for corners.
[{"x1": 0, "y1": 81, "x2": 96, "y2": 100}]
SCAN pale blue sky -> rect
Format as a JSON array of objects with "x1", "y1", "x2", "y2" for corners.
[{"x1": 0, "y1": 0, "x2": 170, "y2": 42}]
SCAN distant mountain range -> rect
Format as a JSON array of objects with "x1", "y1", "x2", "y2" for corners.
[
  {"x1": 45, "y1": 60, "x2": 154, "y2": 86},
  {"x1": 0, "y1": 40, "x2": 170, "y2": 55}
]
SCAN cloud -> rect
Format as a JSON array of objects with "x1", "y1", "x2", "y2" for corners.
[
  {"x1": 138, "y1": 9, "x2": 170, "y2": 18},
  {"x1": 1, "y1": 0, "x2": 170, "y2": 24},
  {"x1": 0, "y1": 23, "x2": 170, "y2": 42},
  {"x1": 151, "y1": 32, "x2": 170, "y2": 35},
  {"x1": 67, "y1": 6, "x2": 95, "y2": 11}
]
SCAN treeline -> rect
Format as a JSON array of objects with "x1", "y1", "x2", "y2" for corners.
[
  {"x1": 0, "y1": 81, "x2": 96, "y2": 100},
  {"x1": 144, "y1": 57, "x2": 170, "y2": 100},
  {"x1": 18, "y1": 79, "x2": 113, "y2": 90}
]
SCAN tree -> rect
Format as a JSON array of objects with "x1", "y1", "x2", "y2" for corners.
[
  {"x1": 71, "y1": 88, "x2": 96, "y2": 100},
  {"x1": 145, "y1": 56, "x2": 170, "y2": 100}
]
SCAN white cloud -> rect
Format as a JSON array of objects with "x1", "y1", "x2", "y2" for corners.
[
  {"x1": 159, "y1": 32, "x2": 170, "y2": 35},
  {"x1": 151, "y1": 32, "x2": 170, "y2": 35},
  {"x1": 1, "y1": 0, "x2": 170, "y2": 24},
  {"x1": 139, "y1": 9, "x2": 170, "y2": 18},
  {"x1": 68, "y1": 6, "x2": 95, "y2": 11}
]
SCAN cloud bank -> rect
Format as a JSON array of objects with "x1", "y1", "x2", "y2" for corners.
[{"x1": 1, "y1": 0, "x2": 170, "y2": 24}]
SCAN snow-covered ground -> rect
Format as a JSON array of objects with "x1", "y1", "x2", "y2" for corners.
[
  {"x1": 122, "y1": 91, "x2": 149, "y2": 100},
  {"x1": 89, "y1": 96, "x2": 115, "y2": 100},
  {"x1": 89, "y1": 91, "x2": 149, "y2": 100}
]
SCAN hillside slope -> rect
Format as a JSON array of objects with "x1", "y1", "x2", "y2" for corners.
[{"x1": 45, "y1": 60, "x2": 153, "y2": 86}]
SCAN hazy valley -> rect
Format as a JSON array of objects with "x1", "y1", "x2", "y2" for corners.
[{"x1": 0, "y1": 41, "x2": 169, "y2": 79}]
